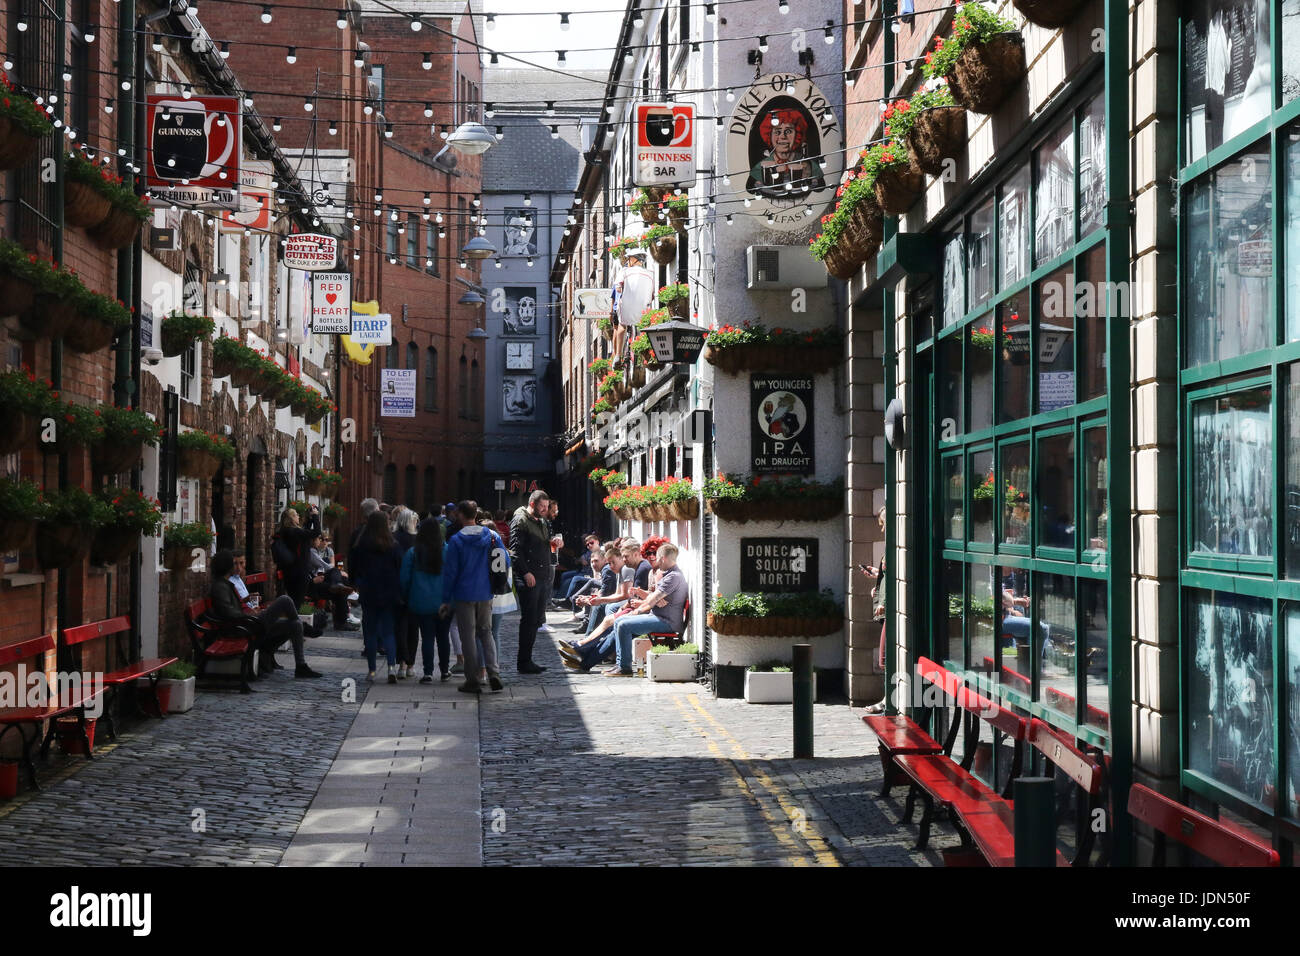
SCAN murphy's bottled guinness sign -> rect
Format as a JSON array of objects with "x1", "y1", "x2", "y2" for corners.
[{"x1": 145, "y1": 94, "x2": 242, "y2": 209}]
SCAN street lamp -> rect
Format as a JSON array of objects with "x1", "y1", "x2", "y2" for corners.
[
  {"x1": 461, "y1": 236, "x2": 496, "y2": 260},
  {"x1": 446, "y1": 121, "x2": 496, "y2": 155}
]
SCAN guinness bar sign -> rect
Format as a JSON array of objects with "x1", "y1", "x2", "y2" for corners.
[{"x1": 145, "y1": 94, "x2": 242, "y2": 209}]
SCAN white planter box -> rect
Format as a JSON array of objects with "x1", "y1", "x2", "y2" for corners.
[
  {"x1": 647, "y1": 652, "x2": 697, "y2": 683},
  {"x1": 161, "y1": 676, "x2": 196, "y2": 713},
  {"x1": 204, "y1": 651, "x2": 259, "y2": 678},
  {"x1": 744, "y1": 671, "x2": 818, "y2": 704}
]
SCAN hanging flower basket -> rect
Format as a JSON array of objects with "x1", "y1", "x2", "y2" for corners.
[
  {"x1": 163, "y1": 544, "x2": 197, "y2": 572},
  {"x1": 705, "y1": 496, "x2": 843, "y2": 524},
  {"x1": 0, "y1": 411, "x2": 41, "y2": 456},
  {"x1": 1012, "y1": 0, "x2": 1087, "y2": 28},
  {"x1": 35, "y1": 522, "x2": 87, "y2": 570},
  {"x1": 63, "y1": 180, "x2": 113, "y2": 229},
  {"x1": 0, "y1": 273, "x2": 37, "y2": 316},
  {"x1": 703, "y1": 342, "x2": 841, "y2": 375},
  {"x1": 666, "y1": 297, "x2": 689, "y2": 320},
  {"x1": 612, "y1": 506, "x2": 629, "y2": 521},
  {"x1": 92, "y1": 441, "x2": 144, "y2": 476},
  {"x1": 841, "y1": 196, "x2": 884, "y2": 258},
  {"x1": 946, "y1": 32, "x2": 1026, "y2": 115},
  {"x1": 705, "y1": 612, "x2": 842, "y2": 638},
  {"x1": 906, "y1": 106, "x2": 968, "y2": 177},
  {"x1": 821, "y1": 244, "x2": 858, "y2": 281},
  {"x1": 647, "y1": 233, "x2": 677, "y2": 265},
  {"x1": 629, "y1": 365, "x2": 647, "y2": 388},
  {"x1": 62, "y1": 313, "x2": 117, "y2": 353},
  {"x1": 670, "y1": 498, "x2": 699, "y2": 521},
  {"x1": 88, "y1": 205, "x2": 145, "y2": 251},
  {"x1": 873, "y1": 159, "x2": 925, "y2": 217},
  {"x1": 0, "y1": 517, "x2": 34, "y2": 553},
  {"x1": 14, "y1": 295, "x2": 76, "y2": 341},
  {"x1": 178, "y1": 447, "x2": 220, "y2": 480},
  {"x1": 0, "y1": 116, "x2": 42, "y2": 170},
  {"x1": 90, "y1": 526, "x2": 140, "y2": 565}
]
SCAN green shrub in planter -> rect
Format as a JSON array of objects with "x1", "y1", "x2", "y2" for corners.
[
  {"x1": 0, "y1": 76, "x2": 54, "y2": 138},
  {"x1": 160, "y1": 311, "x2": 215, "y2": 357},
  {"x1": 163, "y1": 522, "x2": 213, "y2": 550},
  {"x1": 159, "y1": 661, "x2": 197, "y2": 681},
  {"x1": 649, "y1": 642, "x2": 698, "y2": 656}
]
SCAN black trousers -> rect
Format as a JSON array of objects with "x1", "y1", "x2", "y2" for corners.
[
  {"x1": 397, "y1": 605, "x2": 420, "y2": 667},
  {"x1": 309, "y1": 569, "x2": 350, "y2": 627},
  {"x1": 516, "y1": 580, "x2": 549, "y2": 666},
  {"x1": 257, "y1": 595, "x2": 306, "y2": 667}
]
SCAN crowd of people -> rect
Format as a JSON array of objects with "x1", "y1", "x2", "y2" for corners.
[{"x1": 204, "y1": 489, "x2": 691, "y2": 690}]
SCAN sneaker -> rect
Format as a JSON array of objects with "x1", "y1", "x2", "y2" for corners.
[
  {"x1": 419, "y1": 675, "x2": 433, "y2": 685},
  {"x1": 558, "y1": 645, "x2": 582, "y2": 664},
  {"x1": 387, "y1": 673, "x2": 398, "y2": 684},
  {"x1": 367, "y1": 670, "x2": 376, "y2": 681},
  {"x1": 440, "y1": 670, "x2": 451, "y2": 682},
  {"x1": 488, "y1": 674, "x2": 503, "y2": 691},
  {"x1": 517, "y1": 661, "x2": 546, "y2": 674},
  {"x1": 457, "y1": 682, "x2": 482, "y2": 695},
  {"x1": 295, "y1": 664, "x2": 323, "y2": 679},
  {"x1": 538, "y1": 623, "x2": 554, "y2": 634},
  {"x1": 450, "y1": 661, "x2": 464, "y2": 676}
]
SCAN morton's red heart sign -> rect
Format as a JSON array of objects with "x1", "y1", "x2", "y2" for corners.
[{"x1": 310, "y1": 272, "x2": 352, "y2": 334}]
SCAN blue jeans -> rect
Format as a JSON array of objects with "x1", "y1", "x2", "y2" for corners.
[
  {"x1": 415, "y1": 612, "x2": 452, "y2": 677},
  {"x1": 582, "y1": 599, "x2": 620, "y2": 638},
  {"x1": 608, "y1": 613, "x2": 668, "y2": 673},
  {"x1": 362, "y1": 603, "x2": 397, "y2": 671},
  {"x1": 559, "y1": 570, "x2": 591, "y2": 601}
]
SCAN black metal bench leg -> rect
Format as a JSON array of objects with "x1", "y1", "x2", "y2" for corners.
[
  {"x1": 102, "y1": 687, "x2": 118, "y2": 742},
  {"x1": 148, "y1": 674, "x2": 165, "y2": 719},
  {"x1": 916, "y1": 793, "x2": 936, "y2": 850},
  {"x1": 21, "y1": 725, "x2": 40, "y2": 790},
  {"x1": 75, "y1": 714, "x2": 93, "y2": 760},
  {"x1": 902, "y1": 782, "x2": 918, "y2": 824},
  {"x1": 879, "y1": 746, "x2": 896, "y2": 798}
]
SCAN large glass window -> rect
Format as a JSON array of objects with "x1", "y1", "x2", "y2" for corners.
[
  {"x1": 1189, "y1": 385, "x2": 1272, "y2": 560},
  {"x1": 1182, "y1": 1, "x2": 1272, "y2": 164},
  {"x1": 1035, "y1": 121, "x2": 1073, "y2": 266},
  {"x1": 1184, "y1": 150, "x2": 1272, "y2": 366},
  {"x1": 968, "y1": 199, "x2": 995, "y2": 311},
  {"x1": 999, "y1": 162, "x2": 1031, "y2": 290}
]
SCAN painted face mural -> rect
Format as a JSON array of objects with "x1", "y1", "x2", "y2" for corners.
[{"x1": 502, "y1": 376, "x2": 537, "y2": 421}]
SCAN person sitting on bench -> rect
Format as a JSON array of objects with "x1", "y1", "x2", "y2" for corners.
[
  {"x1": 308, "y1": 533, "x2": 357, "y2": 631},
  {"x1": 210, "y1": 549, "x2": 321, "y2": 679}
]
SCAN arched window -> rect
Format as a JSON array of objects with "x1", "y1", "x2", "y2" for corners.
[
  {"x1": 405, "y1": 465, "x2": 418, "y2": 509},
  {"x1": 407, "y1": 342, "x2": 419, "y2": 408},
  {"x1": 387, "y1": 338, "x2": 401, "y2": 369},
  {"x1": 458, "y1": 355, "x2": 468, "y2": 419},
  {"x1": 382, "y1": 464, "x2": 397, "y2": 504},
  {"x1": 425, "y1": 347, "x2": 437, "y2": 411},
  {"x1": 423, "y1": 466, "x2": 436, "y2": 515}
]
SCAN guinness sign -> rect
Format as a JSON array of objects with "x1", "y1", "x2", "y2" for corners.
[{"x1": 145, "y1": 94, "x2": 242, "y2": 209}]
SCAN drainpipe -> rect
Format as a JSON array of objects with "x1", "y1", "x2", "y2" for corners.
[
  {"x1": 1103, "y1": 0, "x2": 1133, "y2": 867},
  {"x1": 882, "y1": 0, "x2": 898, "y2": 711}
]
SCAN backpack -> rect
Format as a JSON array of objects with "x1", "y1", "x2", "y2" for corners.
[
  {"x1": 271, "y1": 535, "x2": 296, "y2": 570},
  {"x1": 489, "y1": 534, "x2": 511, "y2": 595}
]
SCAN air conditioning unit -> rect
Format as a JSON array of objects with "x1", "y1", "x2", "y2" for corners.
[{"x1": 746, "y1": 245, "x2": 830, "y2": 290}]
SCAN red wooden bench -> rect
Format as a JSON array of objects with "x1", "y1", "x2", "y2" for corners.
[
  {"x1": 184, "y1": 597, "x2": 258, "y2": 694},
  {"x1": 892, "y1": 658, "x2": 1029, "y2": 852},
  {"x1": 647, "y1": 598, "x2": 690, "y2": 648},
  {"x1": 64, "y1": 616, "x2": 177, "y2": 741},
  {"x1": 1127, "y1": 784, "x2": 1280, "y2": 867},
  {"x1": 0, "y1": 634, "x2": 103, "y2": 790}
]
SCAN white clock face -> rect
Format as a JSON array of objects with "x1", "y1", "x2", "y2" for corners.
[{"x1": 505, "y1": 341, "x2": 533, "y2": 370}]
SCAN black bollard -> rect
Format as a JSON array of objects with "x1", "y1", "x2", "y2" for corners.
[
  {"x1": 792, "y1": 643, "x2": 813, "y2": 758},
  {"x1": 1013, "y1": 777, "x2": 1056, "y2": 866}
]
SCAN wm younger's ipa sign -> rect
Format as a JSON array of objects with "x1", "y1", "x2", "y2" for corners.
[{"x1": 751, "y1": 374, "x2": 814, "y2": 474}]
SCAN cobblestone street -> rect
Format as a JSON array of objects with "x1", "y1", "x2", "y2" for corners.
[{"x1": 0, "y1": 612, "x2": 948, "y2": 866}]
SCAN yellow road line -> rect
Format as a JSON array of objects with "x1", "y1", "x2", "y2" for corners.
[
  {"x1": 686, "y1": 694, "x2": 841, "y2": 867},
  {"x1": 672, "y1": 697, "x2": 809, "y2": 866}
]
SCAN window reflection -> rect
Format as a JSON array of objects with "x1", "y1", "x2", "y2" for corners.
[
  {"x1": 998, "y1": 297, "x2": 1030, "y2": 423},
  {"x1": 1287, "y1": 133, "x2": 1300, "y2": 343},
  {"x1": 938, "y1": 335, "x2": 963, "y2": 438},
  {"x1": 1188, "y1": 590, "x2": 1276, "y2": 808},
  {"x1": 999, "y1": 566, "x2": 1032, "y2": 688},
  {"x1": 1286, "y1": 606, "x2": 1300, "y2": 818},
  {"x1": 1185, "y1": 150, "x2": 1272, "y2": 366},
  {"x1": 1038, "y1": 433, "x2": 1076, "y2": 551},
  {"x1": 1000, "y1": 163, "x2": 1031, "y2": 290},
  {"x1": 1077, "y1": 246, "x2": 1109, "y2": 403},
  {"x1": 1191, "y1": 387, "x2": 1273, "y2": 558},
  {"x1": 942, "y1": 233, "x2": 964, "y2": 327},
  {"x1": 1288, "y1": 367, "x2": 1300, "y2": 578},
  {"x1": 1036, "y1": 574, "x2": 1076, "y2": 720},
  {"x1": 971, "y1": 450, "x2": 995, "y2": 545},
  {"x1": 1001, "y1": 442, "x2": 1031, "y2": 547},
  {"x1": 941, "y1": 560, "x2": 963, "y2": 664},
  {"x1": 1078, "y1": 93, "x2": 1106, "y2": 237},
  {"x1": 1082, "y1": 581, "x2": 1109, "y2": 731},
  {"x1": 1035, "y1": 121, "x2": 1074, "y2": 266},
  {"x1": 1083, "y1": 427, "x2": 1109, "y2": 554},
  {"x1": 969, "y1": 564, "x2": 995, "y2": 671},
  {"x1": 944, "y1": 456, "x2": 965, "y2": 541},
  {"x1": 969, "y1": 318, "x2": 994, "y2": 432},
  {"x1": 969, "y1": 199, "x2": 995, "y2": 311},
  {"x1": 1183, "y1": 1, "x2": 1273, "y2": 163},
  {"x1": 1036, "y1": 267, "x2": 1074, "y2": 413}
]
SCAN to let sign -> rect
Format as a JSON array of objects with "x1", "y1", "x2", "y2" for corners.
[
  {"x1": 284, "y1": 233, "x2": 338, "y2": 271},
  {"x1": 740, "y1": 538, "x2": 818, "y2": 593},
  {"x1": 634, "y1": 103, "x2": 695, "y2": 186},
  {"x1": 311, "y1": 273, "x2": 352, "y2": 333},
  {"x1": 380, "y1": 369, "x2": 416, "y2": 418},
  {"x1": 751, "y1": 374, "x2": 815, "y2": 474}
]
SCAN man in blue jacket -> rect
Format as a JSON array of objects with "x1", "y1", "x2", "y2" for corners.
[{"x1": 441, "y1": 500, "x2": 508, "y2": 694}]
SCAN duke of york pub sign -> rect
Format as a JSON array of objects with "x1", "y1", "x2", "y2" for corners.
[{"x1": 284, "y1": 233, "x2": 338, "y2": 271}]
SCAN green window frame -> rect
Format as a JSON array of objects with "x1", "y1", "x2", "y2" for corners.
[
  {"x1": 924, "y1": 85, "x2": 1115, "y2": 751},
  {"x1": 1176, "y1": 1, "x2": 1300, "y2": 852}
]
